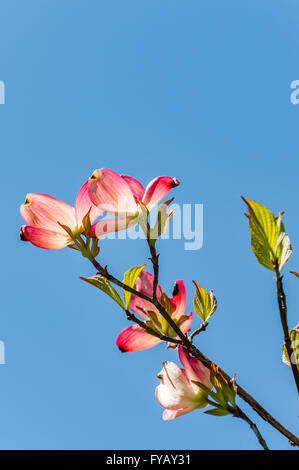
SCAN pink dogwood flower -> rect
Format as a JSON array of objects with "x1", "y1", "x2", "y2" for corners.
[
  {"x1": 116, "y1": 270, "x2": 192, "y2": 352},
  {"x1": 20, "y1": 182, "x2": 102, "y2": 249},
  {"x1": 156, "y1": 345, "x2": 212, "y2": 420},
  {"x1": 87, "y1": 168, "x2": 179, "y2": 238}
]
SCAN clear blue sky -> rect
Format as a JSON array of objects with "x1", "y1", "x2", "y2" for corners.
[{"x1": 1, "y1": 0, "x2": 298, "y2": 450}]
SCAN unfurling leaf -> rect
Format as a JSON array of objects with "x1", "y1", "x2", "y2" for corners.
[
  {"x1": 192, "y1": 380, "x2": 218, "y2": 401},
  {"x1": 192, "y1": 281, "x2": 217, "y2": 322},
  {"x1": 242, "y1": 198, "x2": 292, "y2": 271},
  {"x1": 282, "y1": 325, "x2": 299, "y2": 372},
  {"x1": 57, "y1": 222, "x2": 74, "y2": 238},
  {"x1": 136, "y1": 201, "x2": 149, "y2": 239},
  {"x1": 158, "y1": 289, "x2": 174, "y2": 334},
  {"x1": 160, "y1": 289, "x2": 174, "y2": 316},
  {"x1": 210, "y1": 363, "x2": 237, "y2": 409},
  {"x1": 275, "y1": 213, "x2": 292, "y2": 270},
  {"x1": 80, "y1": 275, "x2": 124, "y2": 309},
  {"x1": 68, "y1": 243, "x2": 80, "y2": 251},
  {"x1": 277, "y1": 233, "x2": 292, "y2": 270},
  {"x1": 122, "y1": 264, "x2": 147, "y2": 308},
  {"x1": 193, "y1": 373, "x2": 236, "y2": 418},
  {"x1": 149, "y1": 199, "x2": 175, "y2": 246},
  {"x1": 205, "y1": 408, "x2": 231, "y2": 417},
  {"x1": 290, "y1": 271, "x2": 299, "y2": 278},
  {"x1": 90, "y1": 237, "x2": 100, "y2": 257},
  {"x1": 82, "y1": 209, "x2": 91, "y2": 238}
]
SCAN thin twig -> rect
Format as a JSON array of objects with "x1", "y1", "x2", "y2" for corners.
[
  {"x1": 274, "y1": 263, "x2": 299, "y2": 394},
  {"x1": 235, "y1": 406, "x2": 269, "y2": 451},
  {"x1": 125, "y1": 309, "x2": 182, "y2": 345},
  {"x1": 150, "y1": 245, "x2": 159, "y2": 302},
  {"x1": 189, "y1": 323, "x2": 208, "y2": 342},
  {"x1": 205, "y1": 399, "x2": 269, "y2": 450},
  {"x1": 145, "y1": 222, "x2": 160, "y2": 301}
]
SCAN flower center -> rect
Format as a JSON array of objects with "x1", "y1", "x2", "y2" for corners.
[{"x1": 23, "y1": 195, "x2": 32, "y2": 206}]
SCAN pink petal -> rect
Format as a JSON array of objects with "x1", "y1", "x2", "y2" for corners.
[
  {"x1": 155, "y1": 365, "x2": 194, "y2": 410},
  {"x1": 158, "y1": 361, "x2": 191, "y2": 392},
  {"x1": 132, "y1": 270, "x2": 156, "y2": 297},
  {"x1": 88, "y1": 168, "x2": 138, "y2": 217},
  {"x1": 162, "y1": 407, "x2": 193, "y2": 421},
  {"x1": 20, "y1": 194, "x2": 76, "y2": 234},
  {"x1": 116, "y1": 324, "x2": 161, "y2": 352},
  {"x1": 121, "y1": 175, "x2": 145, "y2": 202},
  {"x1": 20, "y1": 225, "x2": 71, "y2": 250},
  {"x1": 129, "y1": 270, "x2": 161, "y2": 318},
  {"x1": 75, "y1": 181, "x2": 103, "y2": 227},
  {"x1": 171, "y1": 280, "x2": 186, "y2": 320},
  {"x1": 178, "y1": 346, "x2": 212, "y2": 389},
  {"x1": 90, "y1": 217, "x2": 134, "y2": 238},
  {"x1": 180, "y1": 312, "x2": 193, "y2": 335},
  {"x1": 142, "y1": 176, "x2": 179, "y2": 212}
]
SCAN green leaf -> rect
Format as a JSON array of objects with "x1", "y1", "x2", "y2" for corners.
[
  {"x1": 149, "y1": 199, "x2": 175, "y2": 245},
  {"x1": 80, "y1": 275, "x2": 125, "y2": 309},
  {"x1": 242, "y1": 198, "x2": 292, "y2": 271},
  {"x1": 209, "y1": 364, "x2": 237, "y2": 409},
  {"x1": 220, "y1": 383, "x2": 237, "y2": 408},
  {"x1": 205, "y1": 408, "x2": 231, "y2": 417},
  {"x1": 282, "y1": 324, "x2": 299, "y2": 372},
  {"x1": 192, "y1": 380, "x2": 217, "y2": 400},
  {"x1": 191, "y1": 381, "x2": 228, "y2": 409},
  {"x1": 192, "y1": 281, "x2": 217, "y2": 322},
  {"x1": 242, "y1": 198, "x2": 277, "y2": 271},
  {"x1": 122, "y1": 264, "x2": 147, "y2": 309},
  {"x1": 213, "y1": 388, "x2": 229, "y2": 408}
]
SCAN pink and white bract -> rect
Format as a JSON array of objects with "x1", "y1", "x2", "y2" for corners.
[
  {"x1": 156, "y1": 345, "x2": 212, "y2": 420},
  {"x1": 20, "y1": 182, "x2": 102, "y2": 249},
  {"x1": 87, "y1": 168, "x2": 179, "y2": 238},
  {"x1": 116, "y1": 270, "x2": 192, "y2": 352}
]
